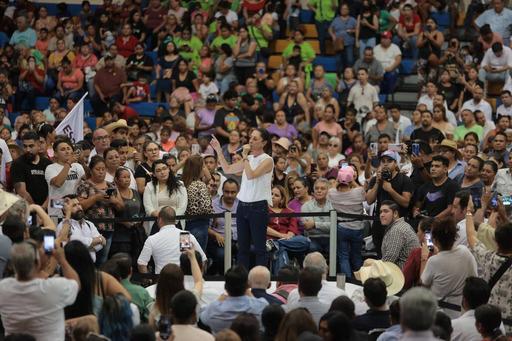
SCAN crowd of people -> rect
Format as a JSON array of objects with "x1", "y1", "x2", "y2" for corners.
[{"x1": 0, "y1": 0, "x2": 512, "y2": 340}]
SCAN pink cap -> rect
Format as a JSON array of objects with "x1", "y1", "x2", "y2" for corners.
[{"x1": 337, "y1": 166, "x2": 354, "y2": 185}]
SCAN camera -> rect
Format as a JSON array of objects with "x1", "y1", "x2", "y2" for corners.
[{"x1": 381, "y1": 168, "x2": 392, "y2": 181}]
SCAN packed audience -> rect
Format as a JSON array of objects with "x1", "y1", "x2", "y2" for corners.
[{"x1": 0, "y1": 0, "x2": 512, "y2": 340}]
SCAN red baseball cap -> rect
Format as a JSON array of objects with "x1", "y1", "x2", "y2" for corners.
[{"x1": 381, "y1": 31, "x2": 393, "y2": 39}]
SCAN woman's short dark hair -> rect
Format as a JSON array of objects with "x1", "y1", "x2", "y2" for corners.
[
  {"x1": 431, "y1": 217, "x2": 457, "y2": 250},
  {"x1": 220, "y1": 43, "x2": 232, "y2": 56},
  {"x1": 89, "y1": 155, "x2": 105, "y2": 171}
]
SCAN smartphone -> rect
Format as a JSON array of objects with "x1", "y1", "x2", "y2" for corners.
[
  {"x1": 51, "y1": 199, "x2": 64, "y2": 209},
  {"x1": 105, "y1": 188, "x2": 115, "y2": 197},
  {"x1": 191, "y1": 143, "x2": 200, "y2": 155},
  {"x1": 490, "y1": 192, "x2": 499, "y2": 209},
  {"x1": 412, "y1": 143, "x2": 420, "y2": 156},
  {"x1": 44, "y1": 235, "x2": 55, "y2": 255},
  {"x1": 503, "y1": 195, "x2": 512, "y2": 206},
  {"x1": 388, "y1": 144, "x2": 402, "y2": 152},
  {"x1": 370, "y1": 142, "x2": 378, "y2": 155},
  {"x1": 180, "y1": 232, "x2": 191, "y2": 252},
  {"x1": 310, "y1": 163, "x2": 317, "y2": 173},
  {"x1": 27, "y1": 215, "x2": 32, "y2": 226},
  {"x1": 158, "y1": 316, "x2": 172, "y2": 341},
  {"x1": 425, "y1": 231, "x2": 434, "y2": 250},
  {"x1": 339, "y1": 162, "x2": 349, "y2": 168}
]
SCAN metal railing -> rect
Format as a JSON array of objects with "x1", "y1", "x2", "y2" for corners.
[{"x1": 89, "y1": 210, "x2": 374, "y2": 277}]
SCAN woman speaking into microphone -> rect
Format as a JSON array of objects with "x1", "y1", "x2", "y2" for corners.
[{"x1": 210, "y1": 128, "x2": 274, "y2": 269}]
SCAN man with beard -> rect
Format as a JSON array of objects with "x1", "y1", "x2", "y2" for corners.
[
  {"x1": 56, "y1": 195, "x2": 106, "y2": 262},
  {"x1": 410, "y1": 110, "x2": 444, "y2": 145},
  {"x1": 11, "y1": 131, "x2": 52, "y2": 206}
]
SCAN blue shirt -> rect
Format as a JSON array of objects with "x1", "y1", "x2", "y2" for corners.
[
  {"x1": 377, "y1": 324, "x2": 402, "y2": 341},
  {"x1": 448, "y1": 160, "x2": 465, "y2": 180},
  {"x1": 211, "y1": 196, "x2": 239, "y2": 240},
  {"x1": 200, "y1": 295, "x2": 268, "y2": 334},
  {"x1": 9, "y1": 28, "x2": 37, "y2": 47},
  {"x1": 329, "y1": 16, "x2": 357, "y2": 46},
  {"x1": 476, "y1": 8, "x2": 512, "y2": 40}
]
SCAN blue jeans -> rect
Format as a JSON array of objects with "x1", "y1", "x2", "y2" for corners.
[
  {"x1": 315, "y1": 20, "x2": 332, "y2": 55},
  {"x1": 380, "y1": 71, "x2": 399, "y2": 95},
  {"x1": 336, "y1": 44, "x2": 355, "y2": 74},
  {"x1": 338, "y1": 226, "x2": 363, "y2": 278},
  {"x1": 272, "y1": 235, "x2": 310, "y2": 275},
  {"x1": 309, "y1": 237, "x2": 330, "y2": 254},
  {"x1": 393, "y1": 35, "x2": 418, "y2": 60},
  {"x1": 237, "y1": 200, "x2": 269, "y2": 269},
  {"x1": 206, "y1": 238, "x2": 237, "y2": 275},
  {"x1": 186, "y1": 218, "x2": 209, "y2": 251},
  {"x1": 96, "y1": 231, "x2": 113, "y2": 266},
  {"x1": 359, "y1": 37, "x2": 376, "y2": 58}
]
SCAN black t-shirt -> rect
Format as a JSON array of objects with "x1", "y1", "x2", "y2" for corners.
[
  {"x1": 126, "y1": 54, "x2": 154, "y2": 80},
  {"x1": 368, "y1": 172, "x2": 415, "y2": 218},
  {"x1": 410, "y1": 127, "x2": 445, "y2": 145},
  {"x1": 134, "y1": 162, "x2": 154, "y2": 187},
  {"x1": 11, "y1": 155, "x2": 53, "y2": 205},
  {"x1": 410, "y1": 161, "x2": 432, "y2": 191},
  {"x1": 416, "y1": 178, "x2": 460, "y2": 217},
  {"x1": 214, "y1": 106, "x2": 243, "y2": 144}
]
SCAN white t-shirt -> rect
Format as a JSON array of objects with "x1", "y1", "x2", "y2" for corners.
[
  {"x1": 420, "y1": 245, "x2": 478, "y2": 308},
  {"x1": 0, "y1": 277, "x2": 79, "y2": 341},
  {"x1": 497, "y1": 103, "x2": 512, "y2": 117},
  {"x1": 347, "y1": 82, "x2": 379, "y2": 112},
  {"x1": 237, "y1": 153, "x2": 273, "y2": 205},
  {"x1": 45, "y1": 162, "x2": 85, "y2": 217},
  {"x1": 0, "y1": 138, "x2": 13, "y2": 184},
  {"x1": 199, "y1": 83, "x2": 219, "y2": 100},
  {"x1": 481, "y1": 45, "x2": 512, "y2": 70},
  {"x1": 461, "y1": 99, "x2": 493, "y2": 121},
  {"x1": 373, "y1": 44, "x2": 402, "y2": 70},
  {"x1": 215, "y1": 10, "x2": 238, "y2": 25}
]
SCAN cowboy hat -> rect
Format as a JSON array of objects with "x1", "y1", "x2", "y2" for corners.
[
  {"x1": 104, "y1": 119, "x2": 129, "y2": 134},
  {"x1": 434, "y1": 139, "x2": 461, "y2": 159},
  {"x1": 0, "y1": 189, "x2": 22, "y2": 217},
  {"x1": 354, "y1": 259, "x2": 405, "y2": 296},
  {"x1": 273, "y1": 137, "x2": 291, "y2": 151}
]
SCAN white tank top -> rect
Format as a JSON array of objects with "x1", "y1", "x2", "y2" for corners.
[{"x1": 237, "y1": 153, "x2": 274, "y2": 205}]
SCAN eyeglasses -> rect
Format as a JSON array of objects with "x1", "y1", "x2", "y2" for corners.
[
  {"x1": 329, "y1": 144, "x2": 339, "y2": 147},
  {"x1": 94, "y1": 136, "x2": 109, "y2": 141}
]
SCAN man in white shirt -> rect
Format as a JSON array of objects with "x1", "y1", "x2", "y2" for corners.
[
  {"x1": 417, "y1": 82, "x2": 438, "y2": 111},
  {"x1": 461, "y1": 86, "x2": 493, "y2": 121},
  {"x1": 388, "y1": 103, "x2": 412, "y2": 134},
  {"x1": 495, "y1": 150, "x2": 512, "y2": 196},
  {"x1": 451, "y1": 277, "x2": 492, "y2": 341},
  {"x1": 497, "y1": 90, "x2": 512, "y2": 116},
  {"x1": 287, "y1": 252, "x2": 345, "y2": 305},
  {"x1": 373, "y1": 31, "x2": 402, "y2": 95},
  {"x1": 138, "y1": 206, "x2": 206, "y2": 274},
  {"x1": 451, "y1": 191, "x2": 470, "y2": 247},
  {"x1": 214, "y1": 0, "x2": 238, "y2": 28},
  {"x1": 0, "y1": 135, "x2": 12, "y2": 185},
  {"x1": 0, "y1": 241, "x2": 80, "y2": 341},
  {"x1": 348, "y1": 68, "x2": 379, "y2": 113},
  {"x1": 88, "y1": 128, "x2": 111, "y2": 161},
  {"x1": 479, "y1": 42, "x2": 512, "y2": 82},
  {"x1": 56, "y1": 195, "x2": 105, "y2": 262}
]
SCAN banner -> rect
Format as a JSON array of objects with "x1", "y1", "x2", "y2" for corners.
[{"x1": 55, "y1": 92, "x2": 87, "y2": 144}]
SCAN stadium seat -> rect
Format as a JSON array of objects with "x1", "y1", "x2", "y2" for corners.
[
  {"x1": 314, "y1": 57, "x2": 337, "y2": 73},
  {"x1": 307, "y1": 40, "x2": 321, "y2": 55},
  {"x1": 487, "y1": 80, "x2": 504, "y2": 97},
  {"x1": 324, "y1": 73, "x2": 338, "y2": 89},
  {"x1": 286, "y1": 24, "x2": 318, "y2": 38},
  {"x1": 129, "y1": 102, "x2": 168, "y2": 116},
  {"x1": 399, "y1": 59, "x2": 415, "y2": 75},
  {"x1": 487, "y1": 97, "x2": 497, "y2": 113},
  {"x1": 35, "y1": 97, "x2": 50, "y2": 110},
  {"x1": 431, "y1": 11, "x2": 450, "y2": 30},
  {"x1": 8, "y1": 111, "x2": 20, "y2": 125},
  {"x1": 274, "y1": 40, "x2": 290, "y2": 54},
  {"x1": 300, "y1": 10, "x2": 314, "y2": 23},
  {"x1": 379, "y1": 94, "x2": 387, "y2": 104},
  {"x1": 268, "y1": 55, "x2": 283, "y2": 70}
]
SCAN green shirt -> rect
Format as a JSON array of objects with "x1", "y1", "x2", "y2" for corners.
[
  {"x1": 175, "y1": 36, "x2": 203, "y2": 62},
  {"x1": 378, "y1": 10, "x2": 394, "y2": 33},
  {"x1": 454, "y1": 124, "x2": 484, "y2": 141},
  {"x1": 283, "y1": 41, "x2": 316, "y2": 62},
  {"x1": 121, "y1": 279, "x2": 154, "y2": 323},
  {"x1": 310, "y1": 0, "x2": 336, "y2": 21},
  {"x1": 211, "y1": 35, "x2": 237, "y2": 51},
  {"x1": 248, "y1": 24, "x2": 272, "y2": 49}
]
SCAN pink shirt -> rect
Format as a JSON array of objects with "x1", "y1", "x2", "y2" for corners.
[{"x1": 314, "y1": 121, "x2": 343, "y2": 137}]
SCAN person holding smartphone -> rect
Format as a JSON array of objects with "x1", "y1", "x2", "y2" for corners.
[{"x1": 210, "y1": 128, "x2": 274, "y2": 269}]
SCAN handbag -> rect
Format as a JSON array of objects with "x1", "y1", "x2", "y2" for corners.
[{"x1": 334, "y1": 37, "x2": 345, "y2": 52}]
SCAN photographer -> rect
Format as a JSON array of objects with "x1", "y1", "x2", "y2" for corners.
[{"x1": 366, "y1": 150, "x2": 413, "y2": 253}]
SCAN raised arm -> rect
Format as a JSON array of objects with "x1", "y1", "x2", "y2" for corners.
[{"x1": 210, "y1": 135, "x2": 245, "y2": 174}]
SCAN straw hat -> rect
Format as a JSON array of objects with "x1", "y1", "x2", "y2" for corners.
[
  {"x1": 434, "y1": 139, "x2": 461, "y2": 159},
  {"x1": 354, "y1": 259, "x2": 405, "y2": 296},
  {"x1": 104, "y1": 119, "x2": 129, "y2": 134},
  {"x1": 273, "y1": 137, "x2": 291, "y2": 151},
  {"x1": 0, "y1": 189, "x2": 22, "y2": 217}
]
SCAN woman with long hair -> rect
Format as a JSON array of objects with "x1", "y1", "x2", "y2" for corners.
[
  {"x1": 267, "y1": 185, "x2": 310, "y2": 274},
  {"x1": 288, "y1": 177, "x2": 311, "y2": 217},
  {"x1": 143, "y1": 159, "x2": 187, "y2": 234},
  {"x1": 64, "y1": 240, "x2": 131, "y2": 319},
  {"x1": 155, "y1": 41, "x2": 181, "y2": 102},
  {"x1": 312, "y1": 104, "x2": 343, "y2": 148},
  {"x1": 403, "y1": 217, "x2": 435, "y2": 289},
  {"x1": 233, "y1": 25, "x2": 257, "y2": 84},
  {"x1": 77, "y1": 156, "x2": 124, "y2": 264},
  {"x1": 210, "y1": 128, "x2": 274, "y2": 269},
  {"x1": 182, "y1": 155, "x2": 213, "y2": 250},
  {"x1": 327, "y1": 166, "x2": 365, "y2": 277},
  {"x1": 275, "y1": 308, "x2": 318, "y2": 341},
  {"x1": 134, "y1": 141, "x2": 161, "y2": 194},
  {"x1": 431, "y1": 105, "x2": 454, "y2": 139},
  {"x1": 481, "y1": 160, "x2": 498, "y2": 192}
]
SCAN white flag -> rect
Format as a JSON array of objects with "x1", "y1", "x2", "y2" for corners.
[{"x1": 55, "y1": 92, "x2": 87, "y2": 143}]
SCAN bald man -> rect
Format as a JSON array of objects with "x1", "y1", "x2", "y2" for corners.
[
  {"x1": 89, "y1": 128, "x2": 110, "y2": 161},
  {"x1": 249, "y1": 266, "x2": 283, "y2": 305}
]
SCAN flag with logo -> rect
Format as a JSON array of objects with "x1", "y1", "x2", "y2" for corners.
[{"x1": 55, "y1": 93, "x2": 87, "y2": 143}]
